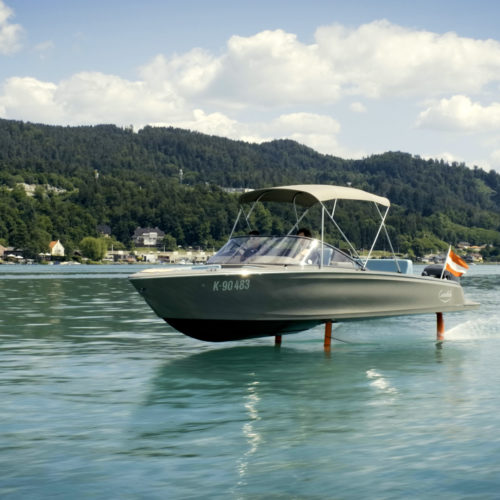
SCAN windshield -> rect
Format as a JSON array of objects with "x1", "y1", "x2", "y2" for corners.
[{"x1": 208, "y1": 235, "x2": 360, "y2": 267}]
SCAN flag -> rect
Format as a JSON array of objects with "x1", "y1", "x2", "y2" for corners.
[{"x1": 443, "y1": 247, "x2": 469, "y2": 277}]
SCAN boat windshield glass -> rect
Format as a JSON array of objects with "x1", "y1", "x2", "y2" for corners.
[{"x1": 207, "y1": 235, "x2": 360, "y2": 267}]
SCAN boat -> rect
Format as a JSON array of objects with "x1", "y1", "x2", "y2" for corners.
[{"x1": 129, "y1": 184, "x2": 478, "y2": 342}]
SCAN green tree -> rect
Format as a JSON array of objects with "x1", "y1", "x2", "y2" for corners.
[
  {"x1": 161, "y1": 234, "x2": 177, "y2": 251},
  {"x1": 411, "y1": 233, "x2": 447, "y2": 257},
  {"x1": 2, "y1": 117, "x2": 500, "y2": 254},
  {"x1": 79, "y1": 237, "x2": 108, "y2": 261},
  {"x1": 24, "y1": 227, "x2": 51, "y2": 259}
]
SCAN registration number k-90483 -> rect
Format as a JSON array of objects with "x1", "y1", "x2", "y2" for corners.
[{"x1": 212, "y1": 279, "x2": 250, "y2": 292}]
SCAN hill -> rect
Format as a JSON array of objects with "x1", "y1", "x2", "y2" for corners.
[{"x1": 1, "y1": 118, "x2": 500, "y2": 259}]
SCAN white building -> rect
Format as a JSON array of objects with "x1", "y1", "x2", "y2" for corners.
[{"x1": 49, "y1": 240, "x2": 65, "y2": 257}]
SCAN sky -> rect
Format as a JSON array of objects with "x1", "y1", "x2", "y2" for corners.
[{"x1": 2, "y1": 0, "x2": 500, "y2": 171}]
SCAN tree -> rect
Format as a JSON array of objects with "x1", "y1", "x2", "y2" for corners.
[
  {"x1": 161, "y1": 234, "x2": 177, "y2": 251},
  {"x1": 79, "y1": 237, "x2": 108, "y2": 261},
  {"x1": 24, "y1": 228, "x2": 51, "y2": 259},
  {"x1": 411, "y1": 233, "x2": 447, "y2": 257},
  {"x1": 2, "y1": 117, "x2": 500, "y2": 254}
]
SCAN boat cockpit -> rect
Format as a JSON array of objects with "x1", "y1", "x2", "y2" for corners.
[{"x1": 207, "y1": 235, "x2": 360, "y2": 268}]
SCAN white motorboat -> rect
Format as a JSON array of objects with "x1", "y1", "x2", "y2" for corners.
[{"x1": 130, "y1": 184, "x2": 478, "y2": 342}]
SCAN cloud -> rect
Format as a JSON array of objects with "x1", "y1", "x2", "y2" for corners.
[
  {"x1": 269, "y1": 112, "x2": 340, "y2": 135},
  {"x1": 138, "y1": 30, "x2": 340, "y2": 107},
  {"x1": 0, "y1": 77, "x2": 62, "y2": 122},
  {"x1": 56, "y1": 72, "x2": 187, "y2": 124},
  {"x1": 4, "y1": 20, "x2": 500, "y2": 121},
  {"x1": 134, "y1": 21, "x2": 500, "y2": 111},
  {"x1": 263, "y1": 112, "x2": 348, "y2": 156},
  {"x1": 210, "y1": 29, "x2": 340, "y2": 106},
  {"x1": 0, "y1": 0, "x2": 23, "y2": 54},
  {"x1": 165, "y1": 109, "x2": 240, "y2": 138},
  {"x1": 0, "y1": 72, "x2": 189, "y2": 126},
  {"x1": 0, "y1": 70, "x2": 352, "y2": 155},
  {"x1": 314, "y1": 20, "x2": 500, "y2": 98},
  {"x1": 3, "y1": 19, "x2": 500, "y2": 163},
  {"x1": 139, "y1": 49, "x2": 221, "y2": 97},
  {"x1": 416, "y1": 95, "x2": 500, "y2": 131}
]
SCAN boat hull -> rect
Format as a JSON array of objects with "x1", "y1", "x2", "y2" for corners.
[
  {"x1": 130, "y1": 266, "x2": 478, "y2": 342},
  {"x1": 165, "y1": 318, "x2": 322, "y2": 341}
]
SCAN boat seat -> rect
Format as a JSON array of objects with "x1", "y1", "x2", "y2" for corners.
[{"x1": 363, "y1": 259, "x2": 413, "y2": 274}]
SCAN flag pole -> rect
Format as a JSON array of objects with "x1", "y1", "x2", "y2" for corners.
[{"x1": 440, "y1": 245, "x2": 451, "y2": 279}]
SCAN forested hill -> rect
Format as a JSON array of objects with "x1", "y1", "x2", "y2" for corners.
[{"x1": 1, "y1": 118, "x2": 500, "y2": 258}]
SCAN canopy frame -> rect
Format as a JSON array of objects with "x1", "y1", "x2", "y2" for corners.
[{"x1": 229, "y1": 184, "x2": 399, "y2": 271}]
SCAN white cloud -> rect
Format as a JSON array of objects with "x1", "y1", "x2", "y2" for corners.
[
  {"x1": 56, "y1": 72, "x2": 187, "y2": 124},
  {"x1": 314, "y1": 21, "x2": 500, "y2": 98},
  {"x1": 210, "y1": 29, "x2": 339, "y2": 106},
  {"x1": 149, "y1": 20, "x2": 500, "y2": 107},
  {"x1": 0, "y1": 0, "x2": 23, "y2": 54},
  {"x1": 0, "y1": 72, "x2": 190, "y2": 126},
  {"x1": 0, "y1": 70, "x2": 352, "y2": 154},
  {"x1": 0, "y1": 77, "x2": 63, "y2": 122},
  {"x1": 167, "y1": 109, "x2": 240, "y2": 137},
  {"x1": 416, "y1": 95, "x2": 500, "y2": 131},
  {"x1": 3, "y1": 19, "x2": 500, "y2": 165},
  {"x1": 4, "y1": 20, "x2": 500, "y2": 125},
  {"x1": 137, "y1": 19, "x2": 500, "y2": 111},
  {"x1": 270, "y1": 112, "x2": 340, "y2": 135},
  {"x1": 139, "y1": 49, "x2": 221, "y2": 97},
  {"x1": 264, "y1": 112, "x2": 344, "y2": 155},
  {"x1": 152, "y1": 109, "x2": 268, "y2": 145}
]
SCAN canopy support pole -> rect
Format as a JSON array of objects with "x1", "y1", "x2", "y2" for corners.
[
  {"x1": 320, "y1": 201, "x2": 360, "y2": 260},
  {"x1": 320, "y1": 206, "x2": 325, "y2": 268},
  {"x1": 374, "y1": 204, "x2": 401, "y2": 273},
  {"x1": 363, "y1": 204, "x2": 390, "y2": 269},
  {"x1": 228, "y1": 208, "x2": 243, "y2": 239},
  {"x1": 287, "y1": 207, "x2": 310, "y2": 235}
]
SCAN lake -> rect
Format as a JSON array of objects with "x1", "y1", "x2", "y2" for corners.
[{"x1": 1, "y1": 263, "x2": 499, "y2": 499}]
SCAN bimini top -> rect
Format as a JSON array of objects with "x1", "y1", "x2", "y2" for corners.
[{"x1": 239, "y1": 184, "x2": 390, "y2": 208}]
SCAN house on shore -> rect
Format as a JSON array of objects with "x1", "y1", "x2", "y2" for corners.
[
  {"x1": 1, "y1": 246, "x2": 24, "y2": 261},
  {"x1": 49, "y1": 240, "x2": 65, "y2": 257},
  {"x1": 97, "y1": 224, "x2": 112, "y2": 238},
  {"x1": 133, "y1": 227, "x2": 165, "y2": 247}
]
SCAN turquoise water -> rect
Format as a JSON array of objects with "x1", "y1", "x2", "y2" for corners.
[{"x1": 0, "y1": 264, "x2": 499, "y2": 499}]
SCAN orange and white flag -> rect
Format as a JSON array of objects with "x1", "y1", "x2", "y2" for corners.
[{"x1": 444, "y1": 247, "x2": 469, "y2": 277}]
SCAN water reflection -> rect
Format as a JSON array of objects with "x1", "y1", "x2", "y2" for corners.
[
  {"x1": 128, "y1": 343, "x2": 474, "y2": 497},
  {"x1": 2, "y1": 265, "x2": 500, "y2": 499},
  {"x1": 236, "y1": 377, "x2": 262, "y2": 489}
]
